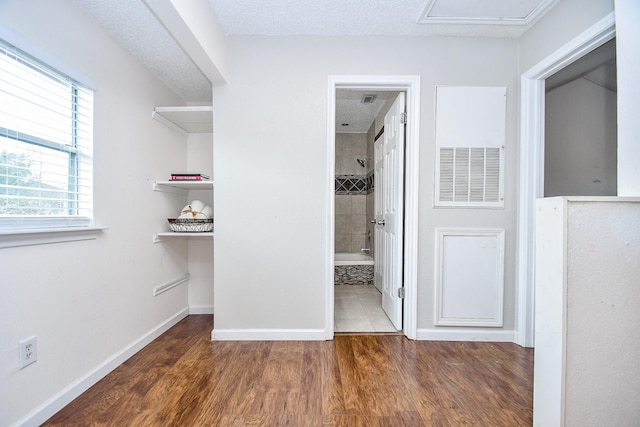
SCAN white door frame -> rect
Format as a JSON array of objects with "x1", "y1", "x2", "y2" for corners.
[
  {"x1": 516, "y1": 13, "x2": 615, "y2": 347},
  {"x1": 326, "y1": 75, "x2": 420, "y2": 340}
]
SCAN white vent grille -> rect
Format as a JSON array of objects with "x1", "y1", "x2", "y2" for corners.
[
  {"x1": 437, "y1": 147, "x2": 502, "y2": 205},
  {"x1": 434, "y1": 86, "x2": 506, "y2": 208}
]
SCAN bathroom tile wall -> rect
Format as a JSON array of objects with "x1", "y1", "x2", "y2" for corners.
[
  {"x1": 335, "y1": 133, "x2": 367, "y2": 175},
  {"x1": 365, "y1": 123, "x2": 375, "y2": 258},
  {"x1": 335, "y1": 193, "x2": 367, "y2": 252},
  {"x1": 335, "y1": 133, "x2": 370, "y2": 253}
]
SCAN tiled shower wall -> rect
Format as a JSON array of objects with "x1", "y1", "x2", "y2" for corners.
[
  {"x1": 365, "y1": 123, "x2": 375, "y2": 258},
  {"x1": 335, "y1": 129, "x2": 376, "y2": 254}
]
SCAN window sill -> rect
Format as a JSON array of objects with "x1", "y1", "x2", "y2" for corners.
[{"x1": 0, "y1": 226, "x2": 108, "y2": 249}]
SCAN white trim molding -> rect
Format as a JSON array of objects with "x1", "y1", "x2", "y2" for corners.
[
  {"x1": 211, "y1": 329, "x2": 326, "y2": 341},
  {"x1": 326, "y1": 75, "x2": 421, "y2": 340},
  {"x1": 189, "y1": 306, "x2": 214, "y2": 315},
  {"x1": 0, "y1": 226, "x2": 108, "y2": 249},
  {"x1": 516, "y1": 12, "x2": 616, "y2": 347},
  {"x1": 417, "y1": 328, "x2": 515, "y2": 342},
  {"x1": 418, "y1": 0, "x2": 559, "y2": 27}
]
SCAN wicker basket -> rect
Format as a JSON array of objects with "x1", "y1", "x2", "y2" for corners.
[{"x1": 167, "y1": 218, "x2": 213, "y2": 233}]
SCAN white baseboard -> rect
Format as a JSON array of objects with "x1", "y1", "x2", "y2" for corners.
[
  {"x1": 211, "y1": 328, "x2": 326, "y2": 341},
  {"x1": 416, "y1": 328, "x2": 515, "y2": 342},
  {"x1": 189, "y1": 305, "x2": 214, "y2": 315},
  {"x1": 15, "y1": 308, "x2": 189, "y2": 427}
]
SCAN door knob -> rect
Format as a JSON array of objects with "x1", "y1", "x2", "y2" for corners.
[{"x1": 377, "y1": 219, "x2": 386, "y2": 226}]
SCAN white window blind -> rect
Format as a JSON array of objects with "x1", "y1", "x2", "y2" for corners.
[
  {"x1": 434, "y1": 86, "x2": 505, "y2": 208},
  {"x1": 0, "y1": 39, "x2": 94, "y2": 230}
]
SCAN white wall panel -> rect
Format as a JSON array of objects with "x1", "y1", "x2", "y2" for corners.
[
  {"x1": 434, "y1": 228, "x2": 505, "y2": 327},
  {"x1": 534, "y1": 197, "x2": 640, "y2": 426},
  {"x1": 435, "y1": 86, "x2": 506, "y2": 149}
]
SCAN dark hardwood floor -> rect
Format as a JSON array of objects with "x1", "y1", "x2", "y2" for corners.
[{"x1": 44, "y1": 315, "x2": 534, "y2": 426}]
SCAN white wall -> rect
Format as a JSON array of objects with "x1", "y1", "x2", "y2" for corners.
[
  {"x1": 545, "y1": 77, "x2": 617, "y2": 196},
  {"x1": 0, "y1": 1, "x2": 194, "y2": 425},
  {"x1": 212, "y1": 36, "x2": 519, "y2": 337},
  {"x1": 187, "y1": 133, "x2": 214, "y2": 312},
  {"x1": 164, "y1": 0, "x2": 228, "y2": 85},
  {"x1": 518, "y1": 0, "x2": 615, "y2": 73},
  {"x1": 534, "y1": 197, "x2": 640, "y2": 426}
]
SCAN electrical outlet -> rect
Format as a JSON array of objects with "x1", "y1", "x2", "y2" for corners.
[{"x1": 19, "y1": 336, "x2": 37, "y2": 369}]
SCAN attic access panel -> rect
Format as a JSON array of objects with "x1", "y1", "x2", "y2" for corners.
[{"x1": 419, "y1": 0, "x2": 557, "y2": 25}]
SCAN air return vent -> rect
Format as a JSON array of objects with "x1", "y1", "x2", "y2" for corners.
[
  {"x1": 361, "y1": 94, "x2": 377, "y2": 104},
  {"x1": 434, "y1": 86, "x2": 506, "y2": 208},
  {"x1": 438, "y1": 147, "x2": 502, "y2": 204}
]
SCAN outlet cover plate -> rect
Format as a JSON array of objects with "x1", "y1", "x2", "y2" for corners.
[{"x1": 19, "y1": 336, "x2": 37, "y2": 369}]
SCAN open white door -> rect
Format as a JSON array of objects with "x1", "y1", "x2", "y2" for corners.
[
  {"x1": 373, "y1": 135, "x2": 384, "y2": 294},
  {"x1": 375, "y1": 92, "x2": 405, "y2": 330}
]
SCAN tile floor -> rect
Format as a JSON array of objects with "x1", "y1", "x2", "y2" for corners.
[{"x1": 334, "y1": 284, "x2": 399, "y2": 333}]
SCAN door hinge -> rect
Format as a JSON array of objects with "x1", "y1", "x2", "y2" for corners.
[
  {"x1": 400, "y1": 112, "x2": 407, "y2": 124},
  {"x1": 398, "y1": 287, "x2": 405, "y2": 299}
]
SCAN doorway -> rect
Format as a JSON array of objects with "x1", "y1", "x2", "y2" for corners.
[
  {"x1": 326, "y1": 76, "x2": 420, "y2": 340},
  {"x1": 516, "y1": 13, "x2": 615, "y2": 347},
  {"x1": 334, "y1": 90, "x2": 402, "y2": 333},
  {"x1": 544, "y1": 38, "x2": 617, "y2": 197}
]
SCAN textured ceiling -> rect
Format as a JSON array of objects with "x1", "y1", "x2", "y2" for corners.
[
  {"x1": 72, "y1": 0, "x2": 212, "y2": 104},
  {"x1": 208, "y1": 0, "x2": 557, "y2": 37},
  {"x1": 73, "y1": 0, "x2": 559, "y2": 105},
  {"x1": 336, "y1": 91, "x2": 396, "y2": 134}
]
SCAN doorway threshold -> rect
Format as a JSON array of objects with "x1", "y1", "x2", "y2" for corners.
[{"x1": 334, "y1": 331, "x2": 403, "y2": 336}]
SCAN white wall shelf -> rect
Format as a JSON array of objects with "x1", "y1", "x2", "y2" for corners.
[
  {"x1": 153, "y1": 231, "x2": 213, "y2": 243},
  {"x1": 152, "y1": 106, "x2": 213, "y2": 134},
  {"x1": 153, "y1": 180, "x2": 213, "y2": 195},
  {"x1": 153, "y1": 180, "x2": 214, "y2": 241},
  {"x1": 152, "y1": 106, "x2": 214, "y2": 250}
]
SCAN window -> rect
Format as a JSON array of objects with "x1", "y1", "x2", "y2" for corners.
[{"x1": 0, "y1": 38, "x2": 93, "y2": 230}]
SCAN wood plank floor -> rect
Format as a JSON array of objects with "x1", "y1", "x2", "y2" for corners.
[{"x1": 44, "y1": 315, "x2": 534, "y2": 426}]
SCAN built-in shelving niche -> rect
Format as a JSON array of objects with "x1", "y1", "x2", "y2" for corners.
[
  {"x1": 152, "y1": 106, "x2": 213, "y2": 135},
  {"x1": 152, "y1": 180, "x2": 214, "y2": 242}
]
